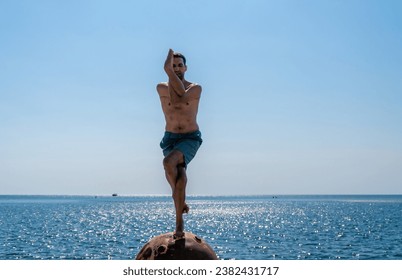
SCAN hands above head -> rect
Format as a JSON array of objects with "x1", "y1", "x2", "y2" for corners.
[
  {"x1": 164, "y1": 48, "x2": 174, "y2": 73},
  {"x1": 163, "y1": 48, "x2": 186, "y2": 96}
]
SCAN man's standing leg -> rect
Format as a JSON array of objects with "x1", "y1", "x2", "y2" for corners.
[{"x1": 163, "y1": 150, "x2": 187, "y2": 238}]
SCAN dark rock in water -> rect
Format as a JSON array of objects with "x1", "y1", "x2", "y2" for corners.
[{"x1": 136, "y1": 232, "x2": 218, "y2": 260}]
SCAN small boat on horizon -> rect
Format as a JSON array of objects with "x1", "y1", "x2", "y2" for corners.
[{"x1": 112, "y1": 193, "x2": 118, "y2": 197}]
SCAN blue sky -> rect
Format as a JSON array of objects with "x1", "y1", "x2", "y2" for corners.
[{"x1": 1, "y1": 0, "x2": 401, "y2": 195}]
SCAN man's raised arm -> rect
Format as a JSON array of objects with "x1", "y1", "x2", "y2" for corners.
[{"x1": 164, "y1": 49, "x2": 186, "y2": 96}]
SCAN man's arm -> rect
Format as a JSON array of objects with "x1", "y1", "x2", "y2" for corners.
[
  {"x1": 164, "y1": 49, "x2": 186, "y2": 96},
  {"x1": 156, "y1": 82, "x2": 169, "y2": 97},
  {"x1": 157, "y1": 82, "x2": 202, "y2": 102}
]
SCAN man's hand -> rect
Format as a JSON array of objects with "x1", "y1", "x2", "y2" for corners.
[
  {"x1": 163, "y1": 48, "x2": 186, "y2": 96},
  {"x1": 164, "y1": 49, "x2": 174, "y2": 73}
]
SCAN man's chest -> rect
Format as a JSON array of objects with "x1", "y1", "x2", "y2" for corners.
[{"x1": 160, "y1": 96, "x2": 198, "y2": 114}]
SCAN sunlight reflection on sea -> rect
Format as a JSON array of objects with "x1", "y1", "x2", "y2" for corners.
[{"x1": 1, "y1": 195, "x2": 401, "y2": 259}]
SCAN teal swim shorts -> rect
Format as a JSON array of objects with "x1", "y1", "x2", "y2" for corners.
[{"x1": 160, "y1": 130, "x2": 203, "y2": 167}]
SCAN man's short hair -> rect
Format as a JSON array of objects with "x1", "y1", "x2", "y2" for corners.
[{"x1": 173, "y1": 52, "x2": 186, "y2": 65}]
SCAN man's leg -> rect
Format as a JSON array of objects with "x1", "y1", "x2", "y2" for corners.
[
  {"x1": 173, "y1": 165, "x2": 187, "y2": 237},
  {"x1": 163, "y1": 150, "x2": 188, "y2": 238}
]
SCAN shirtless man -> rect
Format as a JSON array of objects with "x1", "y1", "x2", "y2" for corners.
[{"x1": 157, "y1": 49, "x2": 202, "y2": 239}]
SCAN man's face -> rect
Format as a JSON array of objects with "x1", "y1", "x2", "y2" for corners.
[{"x1": 173, "y1": 57, "x2": 187, "y2": 79}]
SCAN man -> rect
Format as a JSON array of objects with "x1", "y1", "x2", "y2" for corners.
[{"x1": 157, "y1": 49, "x2": 202, "y2": 239}]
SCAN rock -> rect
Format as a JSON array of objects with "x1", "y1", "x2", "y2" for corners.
[{"x1": 136, "y1": 232, "x2": 218, "y2": 260}]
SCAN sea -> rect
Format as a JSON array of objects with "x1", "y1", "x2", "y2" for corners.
[{"x1": 0, "y1": 195, "x2": 401, "y2": 260}]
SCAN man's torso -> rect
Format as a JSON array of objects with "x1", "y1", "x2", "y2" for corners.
[{"x1": 157, "y1": 82, "x2": 201, "y2": 133}]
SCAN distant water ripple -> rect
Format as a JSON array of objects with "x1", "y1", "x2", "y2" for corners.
[{"x1": 1, "y1": 195, "x2": 401, "y2": 260}]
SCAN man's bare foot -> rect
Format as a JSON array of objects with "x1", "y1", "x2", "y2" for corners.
[
  {"x1": 182, "y1": 203, "x2": 189, "y2": 214},
  {"x1": 173, "y1": 231, "x2": 185, "y2": 239}
]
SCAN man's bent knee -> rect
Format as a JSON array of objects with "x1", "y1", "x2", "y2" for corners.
[{"x1": 163, "y1": 151, "x2": 184, "y2": 169}]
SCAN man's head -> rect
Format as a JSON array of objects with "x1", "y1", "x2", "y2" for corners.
[
  {"x1": 173, "y1": 52, "x2": 186, "y2": 65},
  {"x1": 173, "y1": 52, "x2": 187, "y2": 79}
]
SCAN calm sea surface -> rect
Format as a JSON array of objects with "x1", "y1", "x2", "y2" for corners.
[{"x1": 1, "y1": 195, "x2": 401, "y2": 260}]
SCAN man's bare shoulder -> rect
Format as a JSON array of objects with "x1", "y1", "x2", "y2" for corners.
[
  {"x1": 157, "y1": 82, "x2": 169, "y2": 97},
  {"x1": 157, "y1": 82, "x2": 168, "y2": 89},
  {"x1": 187, "y1": 83, "x2": 202, "y2": 98},
  {"x1": 188, "y1": 83, "x2": 201, "y2": 90}
]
